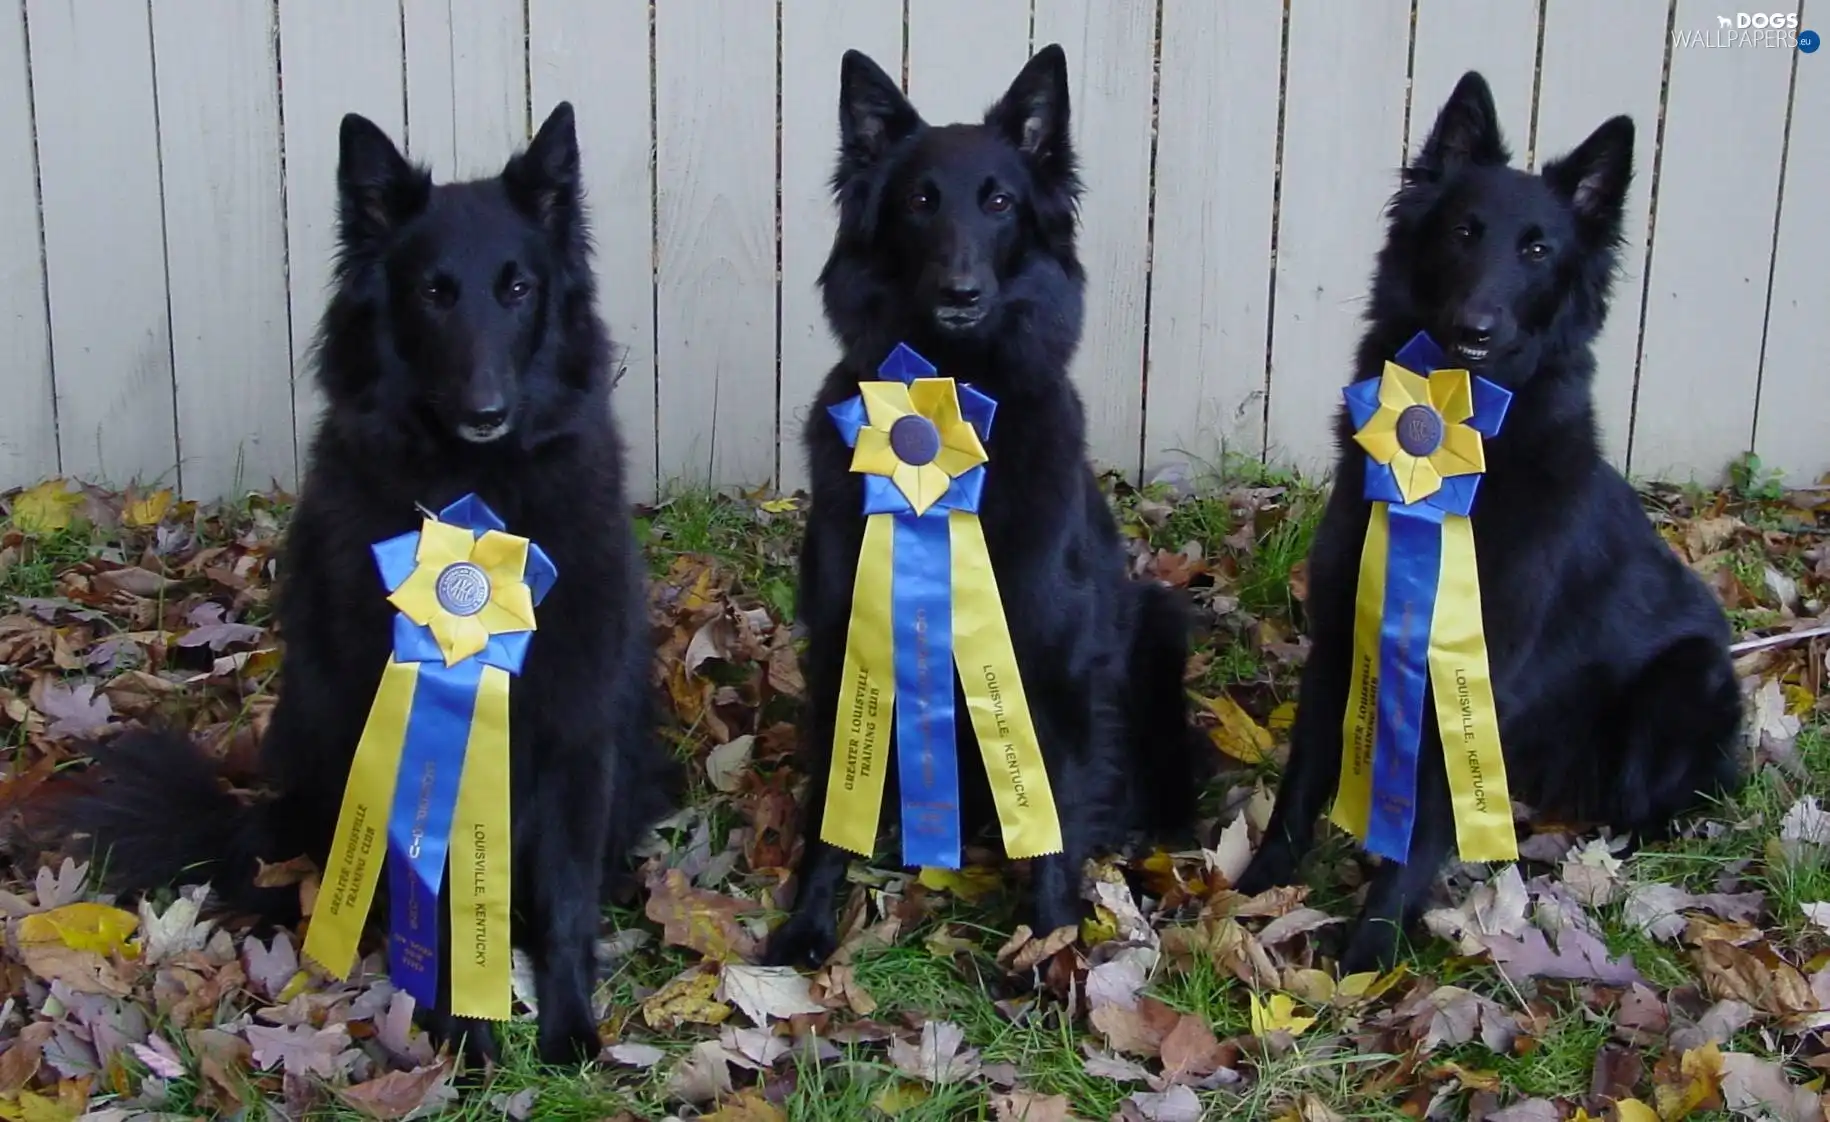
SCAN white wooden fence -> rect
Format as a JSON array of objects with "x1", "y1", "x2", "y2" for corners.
[{"x1": 0, "y1": 0, "x2": 1823, "y2": 502}]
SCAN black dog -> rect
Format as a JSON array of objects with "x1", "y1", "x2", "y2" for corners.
[
  {"x1": 44, "y1": 103, "x2": 677, "y2": 1065},
  {"x1": 1235, "y1": 72, "x2": 1742, "y2": 971},
  {"x1": 765, "y1": 46, "x2": 1211, "y2": 967}
]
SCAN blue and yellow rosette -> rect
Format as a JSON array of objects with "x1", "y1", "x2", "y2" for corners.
[
  {"x1": 821, "y1": 343, "x2": 1063, "y2": 870},
  {"x1": 301, "y1": 494, "x2": 554, "y2": 1021},
  {"x1": 1330, "y1": 332, "x2": 1518, "y2": 865}
]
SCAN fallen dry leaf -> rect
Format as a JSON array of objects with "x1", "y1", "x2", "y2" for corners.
[
  {"x1": 335, "y1": 1061, "x2": 457, "y2": 1120},
  {"x1": 644, "y1": 868, "x2": 758, "y2": 962},
  {"x1": 888, "y1": 1020, "x2": 981, "y2": 1084},
  {"x1": 1198, "y1": 692, "x2": 1273, "y2": 764},
  {"x1": 1249, "y1": 992, "x2": 1316, "y2": 1039},
  {"x1": 717, "y1": 963, "x2": 826, "y2": 1026},
  {"x1": 990, "y1": 1090, "x2": 1076, "y2": 1122}
]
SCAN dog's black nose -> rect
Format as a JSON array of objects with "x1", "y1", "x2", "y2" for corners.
[
  {"x1": 464, "y1": 405, "x2": 508, "y2": 430},
  {"x1": 938, "y1": 278, "x2": 982, "y2": 308},
  {"x1": 1455, "y1": 311, "x2": 1497, "y2": 347}
]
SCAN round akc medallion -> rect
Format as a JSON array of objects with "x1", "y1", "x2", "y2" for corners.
[
  {"x1": 888, "y1": 414, "x2": 942, "y2": 466},
  {"x1": 435, "y1": 561, "x2": 492, "y2": 617},
  {"x1": 1396, "y1": 404, "x2": 1445, "y2": 457}
]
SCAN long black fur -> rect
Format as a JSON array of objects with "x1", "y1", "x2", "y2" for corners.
[
  {"x1": 42, "y1": 103, "x2": 678, "y2": 1065},
  {"x1": 765, "y1": 46, "x2": 1212, "y2": 967},
  {"x1": 1234, "y1": 72, "x2": 1743, "y2": 971}
]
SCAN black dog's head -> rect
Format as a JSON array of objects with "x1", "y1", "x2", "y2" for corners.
[
  {"x1": 1383, "y1": 72, "x2": 1634, "y2": 380},
  {"x1": 321, "y1": 102, "x2": 600, "y2": 450},
  {"x1": 821, "y1": 45, "x2": 1083, "y2": 350}
]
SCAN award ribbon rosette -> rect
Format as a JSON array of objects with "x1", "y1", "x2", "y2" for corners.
[
  {"x1": 819, "y1": 343, "x2": 1063, "y2": 870},
  {"x1": 1329, "y1": 332, "x2": 1519, "y2": 865},
  {"x1": 302, "y1": 494, "x2": 555, "y2": 1021}
]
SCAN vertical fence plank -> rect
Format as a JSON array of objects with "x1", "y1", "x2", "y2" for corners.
[
  {"x1": 1409, "y1": 0, "x2": 1539, "y2": 153},
  {"x1": 779, "y1": 0, "x2": 901, "y2": 494},
  {"x1": 403, "y1": 0, "x2": 527, "y2": 180},
  {"x1": 1535, "y1": 0, "x2": 1668, "y2": 466},
  {"x1": 1753, "y1": 43, "x2": 1826, "y2": 484},
  {"x1": 1143, "y1": 0, "x2": 1282, "y2": 480},
  {"x1": 0, "y1": 1, "x2": 54, "y2": 484},
  {"x1": 907, "y1": 0, "x2": 1031, "y2": 126},
  {"x1": 27, "y1": 0, "x2": 173, "y2": 486},
  {"x1": 151, "y1": 1, "x2": 293, "y2": 498},
  {"x1": 1032, "y1": 0, "x2": 1155, "y2": 478},
  {"x1": 654, "y1": 0, "x2": 777, "y2": 489},
  {"x1": 1265, "y1": 0, "x2": 1412, "y2": 476},
  {"x1": 528, "y1": 0, "x2": 658, "y2": 502},
  {"x1": 278, "y1": 0, "x2": 406, "y2": 469},
  {"x1": 1630, "y1": 0, "x2": 1794, "y2": 483}
]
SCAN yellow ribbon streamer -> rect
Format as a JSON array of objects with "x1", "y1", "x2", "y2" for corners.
[
  {"x1": 950, "y1": 511, "x2": 1062, "y2": 859},
  {"x1": 820, "y1": 514, "x2": 897, "y2": 857},
  {"x1": 1427, "y1": 514, "x2": 1515, "y2": 861},
  {"x1": 449, "y1": 665, "x2": 513, "y2": 1019},
  {"x1": 304, "y1": 658, "x2": 419, "y2": 980},
  {"x1": 1331, "y1": 504, "x2": 1389, "y2": 841}
]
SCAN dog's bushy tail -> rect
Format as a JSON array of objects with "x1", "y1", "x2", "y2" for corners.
[
  {"x1": 33, "y1": 728, "x2": 294, "y2": 918},
  {"x1": 1127, "y1": 582, "x2": 1214, "y2": 834}
]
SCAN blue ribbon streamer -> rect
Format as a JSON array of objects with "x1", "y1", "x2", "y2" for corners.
[
  {"x1": 364, "y1": 494, "x2": 556, "y2": 1010},
  {"x1": 1364, "y1": 503, "x2": 1444, "y2": 861},
  {"x1": 384, "y1": 658, "x2": 483, "y2": 1008},
  {"x1": 829, "y1": 343, "x2": 999, "y2": 870},
  {"x1": 891, "y1": 510, "x2": 960, "y2": 867}
]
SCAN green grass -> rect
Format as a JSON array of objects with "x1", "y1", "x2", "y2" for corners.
[
  {"x1": 0, "y1": 523, "x2": 100, "y2": 598},
  {"x1": 637, "y1": 488, "x2": 803, "y2": 620}
]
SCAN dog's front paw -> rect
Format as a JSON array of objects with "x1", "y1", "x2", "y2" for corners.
[
  {"x1": 764, "y1": 909, "x2": 839, "y2": 968},
  {"x1": 537, "y1": 1006, "x2": 604, "y2": 1067},
  {"x1": 1030, "y1": 892, "x2": 1088, "y2": 941},
  {"x1": 1338, "y1": 916, "x2": 1403, "y2": 976},
  {"x1": 424, "y1": 1011, "x2": 500, "y2": 1072},
  {"x1": 1233, "y1": 841, "x2": 1298, "y2": 897}
]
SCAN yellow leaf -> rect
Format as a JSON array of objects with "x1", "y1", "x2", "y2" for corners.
[
  {"x1": 0, "y1": 1091, "x2": 76, "y2": 1122},
  {"x1": 916, "y1": 865, "x2": 1002, "y2": 903},
  {"x1": 17, "y1": 902, "x2": 140, "y2": 957},
  {"x1": 1249, "y1": 992, "x2": 1316, "y2": 1038},
  {"x1": 1784, "y1": 684, "x2": 1815, "y2": 718},
  {"x1": 121, "y1": 488, "x2": 173, "y2": 528},
  {"x1": 1614, "y1": 1100, "x2": 1659, "y2": 1122},
  {"x1": 703, "y1": 1088, "x2": 787, "y2": 1122},
  {"x1": 1267, "y1": 700, "x2": 1298, "y2": 734},
  {"x1": 870, "y1": 1081, "x2": 930, "y2": 1115},
  {"x1": 1334, "y1": 965, "x2": 1406, "y2": 1004},
  {"x1": 759, "y1": 497, "x2": 800, "y2": 514},
  {"x1": 1080, "y1": 907, "x2": 1119, "y2": 947},
  {"x1": 1283, "y1": 967, "x2": 1335, "y2": 1005},
  {"x1": 276, "y1": 969, "x2": 311, "y2": 1003},
  {"x1": 1197, "y1": 692, "x2": 1274, "y2": 764},
  {"x1": 10, "y1": 480, "x2": 83, "y2": 535},
  {"x1": 1655, "y1": 1041, "x2": 1724, "y2": 1120},
  {"x1": 641, "y1": 969, "x2": 732, "y2": 1032}
]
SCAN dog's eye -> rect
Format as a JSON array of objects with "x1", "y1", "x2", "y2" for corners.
[
  {"x1": 907, "y1": 189, "x2": 934, "y2": 213},
  {"x1": 985, "y1": 192, "x2": 1015, "y2": 214},
  {"x1": 1522, "y1": 241, "x2": 1551, "y2": 262},
  {"x1": 421, "y1": 279, "x2": 454, "y2": 305},
  {"x1": 505, "y1": 278, "x2": 533, "y2": 301},
  {"x1": 1452, "y1": 224, "x2": 1475, "y2": 242}
]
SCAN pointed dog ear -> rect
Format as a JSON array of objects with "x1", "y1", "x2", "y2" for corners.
[
  {"x1": 837, "y1": 49, "x2": 921, "y2": 179},
  {"x1": 337, "y1": 113, "x2": 429, "y2": 252}
]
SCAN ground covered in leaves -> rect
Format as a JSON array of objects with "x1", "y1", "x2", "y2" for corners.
[{"x1": 0, "y1": 454, "x2": 1826, "y2": 1122}]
